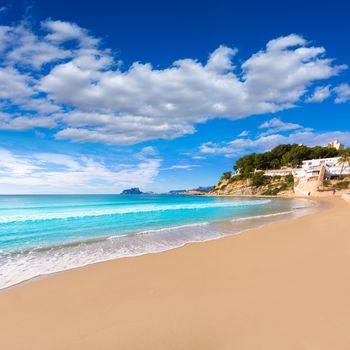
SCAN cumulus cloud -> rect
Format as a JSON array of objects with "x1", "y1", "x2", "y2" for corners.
[
  {"x1": 206, "y1": 45, "x2": 237, "y2": 73},
  {"x1": 0, "y1": 147, "x2": 161, "y2": 194},
  {"x1": 334, "y1": 83, "x2": 350, "y2": 103},
  {"x1": 0, "y1": 113, "x2": 56, "y2": 130},
  {"x1": 0, "y1": 46, "x2": 61, "y2": 116},
  {"x1": 53, "y1": 111, "x2": 195, "y2": 145},
  {"x1": 1, "y1": 23, "x2": 70, "y2": 68},
  {"x1": 306, "y1": 85, "x2": 331, "y2": 102},
  {"x1": 0, "y1": 66, "x2": 32, "y2": 100},
  {"x1": 0, "y1": 20, "x2": 347, "y2": 145}
]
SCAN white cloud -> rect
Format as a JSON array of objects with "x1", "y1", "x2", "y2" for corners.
[
  {"x1": 53, "y1": 111, "x2": 195, "y2": 145},
  {"x1": 206, "y1": 45, "x2": 237, "y2": 73},
  {"x1": 137, "y1": 146, "x2": 157, "y2": 157},
  {"x1": 334, "y1": 83, "x2": 350, "y2": 103},
  {"x1": 0, "y1": 148, "x2": 161, "y2": 194},
  {"x1": 0, "y1": 57, "x2": 61, "y2": 117},
  {"x1": 0, "y1": 148, "x2": 41, "y2": 176},
  {"x1": 43, "y1": 33, "x2": 344, "y2": 145},
  {"x1": 161, "y1": 165, "x2": 198, "y2": 170},
  {"x1": 0, "y1": 21, "x2": 347, "y2": 145},
  {"x1": 200, "y1": 141, "x2": 240, "y2": 157},
  {"x1": 42, "y1": 19, "x2": 99, "y2": 48},
  {"x1": 266, "y1": 34, "x2": 307, "y2": 51},
  {"x1": 0, "y1": 113, "x2": 56, "y2": 130},
  {"x1": 2, "y1": 23, "x2": 70, "y2": 69},
  {"x1": 238, "y1": 130, "x2": 249, "y2": 137},
  {"x1": 258, "y1": 117, "x2": 303, "y2": 135},
  {"x1": 0, "y1": 66, "x2": 32, "y2": 100},
  {"x1": 241, "y1": 36, "x2": 345, "y2": 106},
  {"x1": 306, "y1": 85, "x2": 331, "y2": 102}
]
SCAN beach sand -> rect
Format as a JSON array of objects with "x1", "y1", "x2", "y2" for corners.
[{"x1": 0, "y1": 197, "x2": 350, "y2": 350}]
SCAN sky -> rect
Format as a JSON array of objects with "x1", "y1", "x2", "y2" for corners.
[{"x1": 0, "y1": 0, "x2": 349, "y2": 194}]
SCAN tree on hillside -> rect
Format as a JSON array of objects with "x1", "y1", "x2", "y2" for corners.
[
  {"x1": 310, "y1": 146, "x2": 339, "y2": 159},
  {"x1": 338, "y1": 153, "x2": 350, "y2": 176},
  {"x1": 254, "y1": 153, "x2": 269, "y2": 170},
  {"x1": 281, "y1": 145, "x2": 312, "y2": 167},
  {"x1": 270, "y1": 144, "x2": 295, "y2": 159},
  {"x1": 233, "y1": 153, "x2": 256, "y2": 177},
  {"x1": 222, "y1": 171, "x2": 232, "y2": 180}
]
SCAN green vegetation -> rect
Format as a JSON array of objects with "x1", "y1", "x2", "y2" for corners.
[
  {"x1": 261, "y1": 187, "x2": 282, "y2": 196},
  {"x1": 285, "y1": 173, "x2": 294, "y2": 186},
  {"x1": 221, "y1": 171, "x2": 232, "y2": 180},
  {"x1": 338, "y1": 152, "x2": 350, "y2": 175},
  {"x1": 233, "y1": 144, "x2": 349, "y2": 176},
  {"x1": 261, "y1": 181, "x2": 291, "y2": 195},
  {"x1": 334, "y1": 181, "x2": 349, "y2": 190},
  {"x1": 323, "y1": 179, "x2": 331, "y2": 187},
  {"x1": 251, "y1": 171, "x2": 270, "y2": 187},
  {"x1": 259, "y1": 174, "x2": 294, "y2": 196}
]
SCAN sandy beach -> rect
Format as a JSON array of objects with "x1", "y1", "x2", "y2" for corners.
[{"x1": 1, "y1": 196, "x2": 350, "y2": 350}]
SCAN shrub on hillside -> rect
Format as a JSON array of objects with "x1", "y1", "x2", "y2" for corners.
[
  {"x1": 251, "y1": 172, "x2": 270, "y2": 187},
  {"x1": 285, "y1": 173, "x2": 294, "y2": 186},
  {"x1": 221, "y1": 171, "x2": 232, "y2": 180},
  {"x1": 334, "y1": 181, "x2": 349, "y2": 190}
]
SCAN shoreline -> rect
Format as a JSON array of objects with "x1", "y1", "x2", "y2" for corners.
[
  {"x1": 0, "y1": 197, "x2": 317, "y2": 291},
  {"x1": 1, "y1": 196, "x2": 349, "y2": 349}
]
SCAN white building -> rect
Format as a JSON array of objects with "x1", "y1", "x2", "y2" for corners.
[
  {"x1": 324, "y1": 139, "x2": 344, "y2": 150},
  {"x1": 293, "y1": 157, "x2": 350, "y2": 178}
]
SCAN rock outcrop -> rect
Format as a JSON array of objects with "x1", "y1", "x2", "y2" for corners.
[{"x1": 120, "y1": 187, "x2": 143, "y2": 195}]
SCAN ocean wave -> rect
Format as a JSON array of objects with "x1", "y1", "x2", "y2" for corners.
[
  {"x1": 231, "y1": 210, "x2": 293, "y2": 222},
  {"x1": 108, "y1": 221, "x2": 210, "y2": 240},
  {"x1": 0, "y1": 222, "x2": 223, "y2": 289},
  {"x1": 0, "y1": 199, "x2": 270, "y2": 224}
]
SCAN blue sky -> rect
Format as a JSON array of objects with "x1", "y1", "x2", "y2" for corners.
[{"x1": 0, "y1": 0, "x2": 349, "y2": 193}]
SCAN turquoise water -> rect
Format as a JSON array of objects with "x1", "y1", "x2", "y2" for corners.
[{"x1": 0, "y1": 194, "x2": 313, "y2": 289}]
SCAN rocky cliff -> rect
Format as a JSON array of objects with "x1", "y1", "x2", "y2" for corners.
[{"x1": 210, "y1": 174, "x2": 294, "y2": 196}]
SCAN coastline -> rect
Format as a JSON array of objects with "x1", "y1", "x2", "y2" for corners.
[
  {"x1": 1, "y1": 196, "x2": 350, "y2": 349},
  {"x1": 0, "y1": 197, "x2": 315, "y2": 291}
]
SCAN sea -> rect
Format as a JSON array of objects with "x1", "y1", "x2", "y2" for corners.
[{"x1": 0, "y1": 194, "x2": 315, "y2": 289}]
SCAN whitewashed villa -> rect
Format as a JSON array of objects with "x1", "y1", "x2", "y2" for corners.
[{"x1": 293, "y1": 157, "x2": 350, "y2": 179}]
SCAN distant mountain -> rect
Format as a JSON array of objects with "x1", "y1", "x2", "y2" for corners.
[
  {"x1": 168, "y1": 186, "x2": 213, "y2": 195},
  {"x1": 168, "y1": 190, "x2": 186, "y2": 194},
  {"x1": 192, "y1": 186, "x2": 213, "y2": 193},
  {"x1": 120, "y1": 187, "x2": 143, "y2": 195}
]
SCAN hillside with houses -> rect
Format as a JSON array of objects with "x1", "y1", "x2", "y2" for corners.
[{"x1": 210, "y1": 140, "x2": 350, "y2": 197}]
